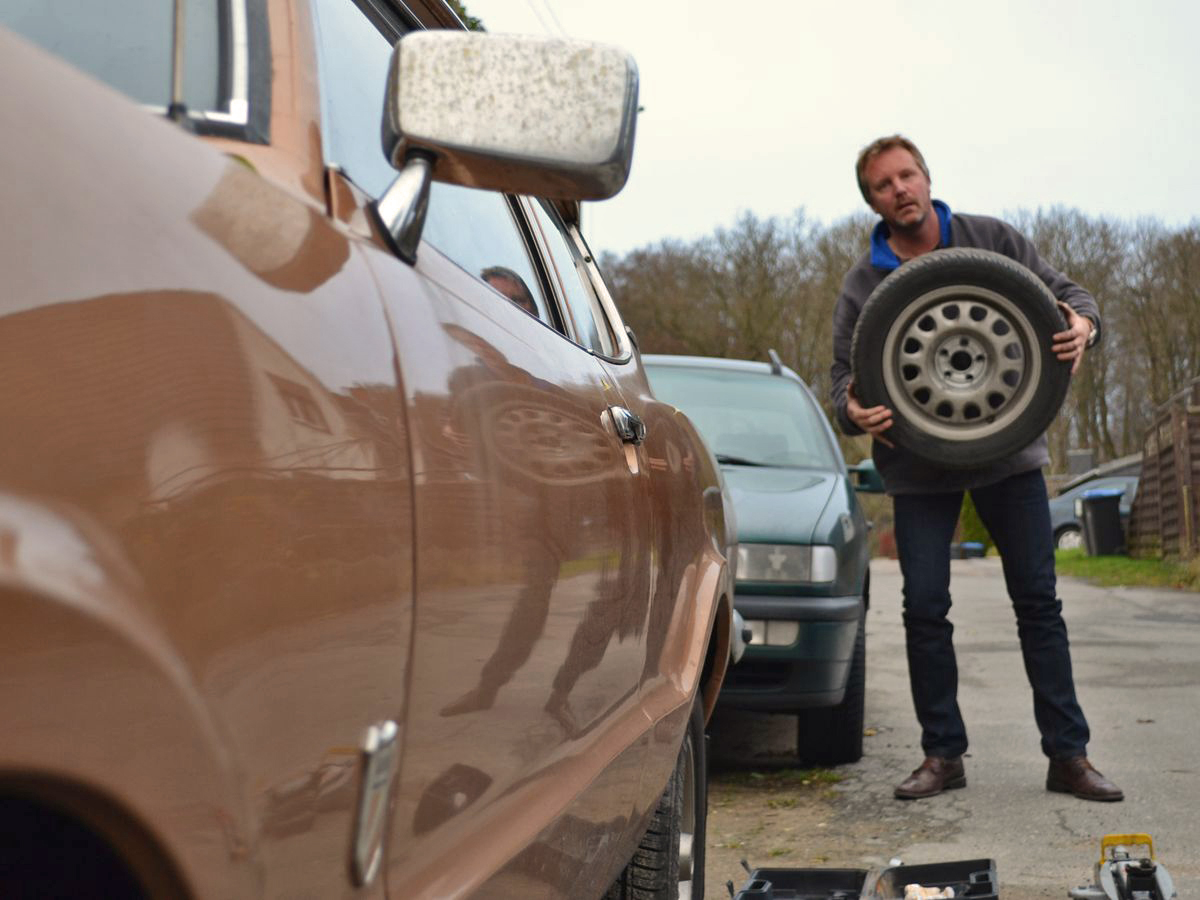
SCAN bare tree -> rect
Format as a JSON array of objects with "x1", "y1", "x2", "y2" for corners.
[{"x1": 603, "y1": 206, "x2": 1200, "y2": 472}]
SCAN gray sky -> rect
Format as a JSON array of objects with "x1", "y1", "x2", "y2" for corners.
[{"x1": 470, "y1": 0, "x2": 1200, "y2": 257}]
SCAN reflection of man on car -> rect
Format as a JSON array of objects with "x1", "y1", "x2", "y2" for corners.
[
  {"x1": 830, "y1": 134, "x2": 1122, "y2": 803},
  {"x1": 482, "y1": 265, "x2": 538, "y2": 317}
]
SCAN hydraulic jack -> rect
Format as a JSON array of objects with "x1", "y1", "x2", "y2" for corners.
[{"x1": 1069, "y1": 834, "x2": 1177, "y2": 899}]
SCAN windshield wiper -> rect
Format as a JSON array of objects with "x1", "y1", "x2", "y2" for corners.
[{"x1": 715, "y1": 454, "x2": 769, "y2": 467}]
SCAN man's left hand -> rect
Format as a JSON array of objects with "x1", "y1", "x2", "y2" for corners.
[{"x1": 1053, "y1": 303, "x2": 1093, "y2": 375}]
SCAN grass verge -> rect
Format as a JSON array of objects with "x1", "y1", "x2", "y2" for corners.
[{"x1": 1055, "y1": 547, "x2": 1200, "y2": 590}]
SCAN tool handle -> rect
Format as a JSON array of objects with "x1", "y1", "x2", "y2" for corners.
[{"x1": 1100, "y1": 832, "x2": 1155, "y2": 864}]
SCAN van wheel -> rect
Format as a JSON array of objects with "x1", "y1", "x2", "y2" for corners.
[
  {"x1": 606, "y1": 698, "x2": 707, "y2": 900},
  {"x1": 851, "y1": 248, "x2": 1071, "y2": 469},
  {"x1": 796, "y1": 617, "x2": 866, "y2": 765}
]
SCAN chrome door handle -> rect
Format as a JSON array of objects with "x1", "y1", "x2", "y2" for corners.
[{"x1": 610, "y1": 406, "x2": 646, "y2": 445}]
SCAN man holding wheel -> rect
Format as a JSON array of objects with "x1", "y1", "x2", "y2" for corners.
[{"x1": 830, "y1": 134, "x2": 1122, "y2": 801}]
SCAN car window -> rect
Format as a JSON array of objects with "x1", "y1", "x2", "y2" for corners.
[
  {"x1": 422, "y1": 187, "x2": 552, "y2": 321},
  {"x1": 309, "y1": 0, "x2": 552, "y2": 322},
  {"x1": 526, "y1": 200, "x2": 618, "y2": 356},
  {"x1": 646, "y1": 366, "x2": 840, "y2": 469},
  {"x1": 310, "y1": 0, "x2": 405, "y2": 199},
  {"x1": 3, "y1": 0, "x2": 226, "y2": 117}
]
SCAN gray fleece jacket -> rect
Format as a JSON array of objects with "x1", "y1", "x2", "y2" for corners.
[{"x1": 830, "y1": 206, "x2": 1101, "y2": 495}]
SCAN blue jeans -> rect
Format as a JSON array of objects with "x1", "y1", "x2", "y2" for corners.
[{"x1": 893, "y1": 468, "x2": 1090, "y2": 760}]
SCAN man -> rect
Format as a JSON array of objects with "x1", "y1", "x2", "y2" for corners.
[
  {"x1": 482, "y1": 265, "x2": 539, "y2": 317},
  {"x1": 830, "y1": 135, "x2": 1123, "y2": 802}
]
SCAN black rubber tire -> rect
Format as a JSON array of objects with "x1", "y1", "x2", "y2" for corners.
[
  {"x1": 606, "y1": 698, "x2": 707, "y2": 900},
  {"x1": 796, "y1": 616, "x2": 866, "y2": 766},
  {"x1": 851, "y1": 248, "x2": 1071, "y2": 469}
]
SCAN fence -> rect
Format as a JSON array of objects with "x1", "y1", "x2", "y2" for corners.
[{"x1": 1128, "y1": 376, "x2": 1200, "y2": 561}]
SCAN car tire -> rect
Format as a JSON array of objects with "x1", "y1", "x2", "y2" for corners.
[
  {"x1": 606, "y1": 698, "x2": 706, "y2": 900},
  {"x1": 796, "y1": 616, "x2": 866, "y2": 766},
  {"x1": 1055, "y1": 525, "x2": 1083, "y2": 550},
  {"x1": 851, "y1": 248, "x2": 1071, "y2": 469}
]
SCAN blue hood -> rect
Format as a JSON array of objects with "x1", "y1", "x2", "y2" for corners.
[{"x1": 721, "y1": 466, "x2": 838, "y2": 545}]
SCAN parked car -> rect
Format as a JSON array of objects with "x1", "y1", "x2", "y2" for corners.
[
  {"x1": 1050, "y1": 474, "x2": 1140, "y2": 550},
  {"x1": 644, "y1": 354, "x2": 876, "y2": 765},
  {"x1": 0, "y1": 5, "x2": 736, "y2": 898}
]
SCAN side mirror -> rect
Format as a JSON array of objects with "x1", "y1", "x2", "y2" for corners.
[
  {"x1": 850, "y1": 458, "x2": 885, "y2": 494},
  {"x1": 383, "y1": 32, "x2": 639, "y2": 200}
]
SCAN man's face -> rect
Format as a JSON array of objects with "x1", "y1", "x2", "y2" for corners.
[
  {"x1": 484, "y1": 274, "x2": 538, "y2": 316},
  {"x1": 864, "y1": 146, "x2": 933, "y2": 232}
]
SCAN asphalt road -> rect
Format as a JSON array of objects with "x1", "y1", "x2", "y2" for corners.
[{"x1": 709, "y1": 557, "x2": 1200, "y2": 899}]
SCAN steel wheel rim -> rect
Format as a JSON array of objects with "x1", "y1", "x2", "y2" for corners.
[
  {"x1": 488, "y1": 401, "x2": 613, "y2": 483},
  {"x1": 881, "y1": 285, "x2": 1043, "y2": 443},
  {"x1": 1057, "y1": 528, "x2": 1083, "y2": 550},
  {"x1": 678, "y1": 731, "x2": 696, "y2": 900}
]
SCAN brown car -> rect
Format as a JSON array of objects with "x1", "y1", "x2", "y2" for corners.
[{"x1": 0, "y1": 2, "x2": 734, "y2": 898}]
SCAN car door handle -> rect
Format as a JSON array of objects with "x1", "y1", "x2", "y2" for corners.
[{"x1": 610, "y1": 406, "x2": 646, "y2": 445}]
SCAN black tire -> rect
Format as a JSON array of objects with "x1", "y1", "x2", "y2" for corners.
[
  {"x1": 851, "y1": 248, "x2": 1071, "y2": 469},
  {"x1": 796, "y1": 616, "x2": 865, "y2": 766},
  {"x1": 1055, "y1": 525, "x2": 1083, "y2": 550},
  {"x1": 606, "y1": 698, "x2": 707, "y2": 900}
]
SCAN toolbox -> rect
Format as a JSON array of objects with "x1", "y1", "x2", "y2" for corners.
[{"x1": 731, "y1": 858, "x2": 998, "y2": 900}]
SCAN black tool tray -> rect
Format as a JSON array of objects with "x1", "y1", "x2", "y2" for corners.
[
  {"x1": 732, "y1": 858, "x2": 998, "y2": 900},
  {"x1": 732, "y1": 867, "x2": 868, "y2": 900}
]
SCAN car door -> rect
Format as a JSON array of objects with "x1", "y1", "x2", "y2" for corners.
[
  {"x1": 307, "y1": 2, "x2": 657, "y2": 893},
  {"x1": 0, "y1": 3, "x2": 415, "y2": 897},
  {"x1": 522, "y1": 201, "x2": 729, "y2": 805}
]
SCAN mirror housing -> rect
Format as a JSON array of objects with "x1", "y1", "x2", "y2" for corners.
[
  {"x1": 383, "y1": 32, "x2": 638, "y2": 200},
  {"x1": 850, "y1": 458, "x2": 885, "y2": 494}
]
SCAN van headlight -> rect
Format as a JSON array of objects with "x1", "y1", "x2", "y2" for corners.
[{"x1": 736, "y1": 544, "x2": 836, "y2": 584}]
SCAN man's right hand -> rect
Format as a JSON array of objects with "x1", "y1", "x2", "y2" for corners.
[{"x1": 847, "y1": 381, "x2": 895, "y2": 448}]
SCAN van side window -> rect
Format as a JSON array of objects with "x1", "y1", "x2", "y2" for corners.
[
  {"x1": 422, "y1": 185, "x2": 550, "y2": 321},
  {"x1": 310, "y1": 0, "x2": 401, "y2": 199},
  {"x1": 309, "y1": 0, "x2": 550, "y2": 321},
  {"x1": 2, "y1": 0, "x2": 223, "y2": 113}
]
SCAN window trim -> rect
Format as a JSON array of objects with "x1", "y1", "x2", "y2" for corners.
[
  {"x1": 523, "y1": 198, "x2": 633, "y2": 363},
  {"x1": 503, "y1": 196, "x2": 571, "y2": 335},
  {"x1": 143, "y1": 0, "x2": 271, "y2": 143},
  {"x1": 569, "y1": 225, "x2": 633, "y2": 363}
]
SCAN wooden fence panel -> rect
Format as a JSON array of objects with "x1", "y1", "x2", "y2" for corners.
[{"x1": 1128, "y1": 377, "x2": 1200, "y2": 561}]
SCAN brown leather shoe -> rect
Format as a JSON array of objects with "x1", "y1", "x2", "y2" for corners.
[
  {"x1": 894, "y1": 756, "x2": 966, "y2": 799},
  {"x1": 1046, "y1": 756, "x2": 1124, "y2": 801}
]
